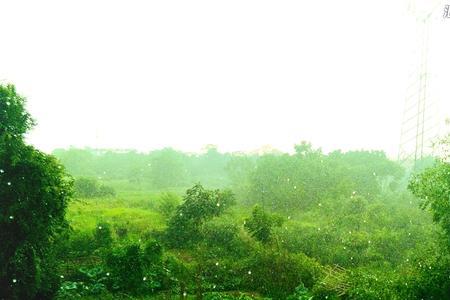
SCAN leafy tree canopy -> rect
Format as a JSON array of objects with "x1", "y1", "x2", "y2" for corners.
[{"x1": 0, "y1": 84, "x2": 73, "y2": 299}]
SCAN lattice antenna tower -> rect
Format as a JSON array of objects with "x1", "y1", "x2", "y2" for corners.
[{"x1": 398, "y1": 0, "x2": 444, "y2": 164}]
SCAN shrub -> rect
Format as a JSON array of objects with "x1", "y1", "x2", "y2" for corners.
[
  {"x1": 201, "y1": 220, "x2": 247, "y2": 257},
  {"x1": 55, "y1": 267, "x2": 108, "y2": 299},
  {"x1": 165, "y1": 184, "x2": 235, "y2": 248},
  {"x1": 104, "y1": 241, "x2": 167, "y2": 295},
  {"x1": 74, "y1": 177, "x2": 115, "y2": 198},
  {"x1": 242, "y1": 249, "x2": 322, "y2": 300},
  {"x1": 94, "y1": 222, "x2": 113, "y2": 249},
  {"x1": 244, "y1": 205, "x2": 284, "y2": 244},
  {"x1": 105, "y1": 244, "x2": 144, "y2": 294},
  {"x1": 157, "y1": 192, "x2": 181, "y2": 219}
]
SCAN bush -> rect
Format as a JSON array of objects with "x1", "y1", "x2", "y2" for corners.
[
  {"x1": 55, "y1": 267, "x2": 108, "y2": 299},
  {"x1": 199, "y1": 258, "x2": 245, "y2": 292},
  {"x1": 165, "y1": 184, "x2": 235, "y2": 248},
  {"x1": 286, "y1": 284, "x2": 314, "y2": 300},
  {"x1": 94, "y1": 222, "x2": 113, "y2": 249},
  {"x1": 157, "y1": 192, "x2": 181, "y2": 219},
  {"x1": 242, "y1": 249, "x2": 322, "y2": 300},
  {"x1": 143, "y1": 239, "x2": 163, "y2": 266},
  {"x1": 105, "y1": 244, "x2": 144, "y2": 294},
  {"x1": 202, "y1": 220, "x2": 247, "y2": 257},
  {"x1": 104, "y1": 241, "x2": 166, "y2": 295},
  {"x1": 244, "y1": 205, "x2": 284, "y2": 244},
  {"x1": 74, "y1": 177, "x2": 115, "y2": 198},
  {"x1": 64, "y1": 232, "x2": 97, "y2": 258}
]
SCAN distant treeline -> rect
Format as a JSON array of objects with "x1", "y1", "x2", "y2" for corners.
[
  {"x1": 53, "y1": 143, "x2": 416, "y2": 210},
  {"x1": 53, "y1": 145, "x2": 234, "y2": 189}
]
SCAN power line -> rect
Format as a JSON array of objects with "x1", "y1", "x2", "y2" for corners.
[{"x1": 398, "y1": 0, "x2": 445, "y2": 165}]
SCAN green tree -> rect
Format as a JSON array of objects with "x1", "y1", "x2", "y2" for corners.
[
  {"x1": 409, "y1": 161, "x2": 450, "y2": 237},
  {"x1": 244, "y1": 205, "x2": 284, "y2": 244},
  {"x1": 74, "y1": 177, "x2": 115, "y2": 198},
  {"x1": 0, "y1": 84, "x2": 73, "y2": 299},
  {"x1": 165, "y1": 183, "x2": 235, "y2": 247},
  {"x1": 150, "y1": 148, "x2": 188, "y2": 189}
]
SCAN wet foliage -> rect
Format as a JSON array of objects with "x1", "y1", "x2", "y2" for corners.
[
  {"x1": 2, "y1": 84, "x2": 450, "y2": 299},
  {"x1": 0, "y1": 84, "x2": 73, "y2": 299}
]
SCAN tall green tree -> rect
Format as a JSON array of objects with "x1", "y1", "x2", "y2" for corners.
[
  {"x1": 0, "y1": 84, "x2": 73, "y2": 299},
  {"x1": 165, "y1": 183, "x2": 235, "y2": 247}
]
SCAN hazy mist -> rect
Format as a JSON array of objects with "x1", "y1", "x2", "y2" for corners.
[{"x1": 1, "y1": 0, "x2": 449, "y2": 156}]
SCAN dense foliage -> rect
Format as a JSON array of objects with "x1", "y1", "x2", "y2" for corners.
[
  {"x1": 0, "y1": 84, "x2": 73, "y2": 299},
  {"x1": 165, "y1": 184, "x2": 235, "y2": 247},
  {"x1": 3, "y1": 85, "x2": 450, "y2": 299},
  {"x1": 74, "y1": 177, "x2": 116, "y2": 198},
  {"x1": 47, "y1": 144, "x2": 446, "y2": 299}
]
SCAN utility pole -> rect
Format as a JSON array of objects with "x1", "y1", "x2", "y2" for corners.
[{"x1": 398, "y1": 0, "x2": 445, "y2": 166}]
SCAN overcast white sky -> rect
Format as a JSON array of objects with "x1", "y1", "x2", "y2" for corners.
[{"x1": 1, "y1": 0, "x2": 449, "y2": 157}]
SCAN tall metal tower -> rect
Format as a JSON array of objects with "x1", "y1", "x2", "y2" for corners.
[{"x1": 398, "y1": 0, "x2": 444, "y2": 164}]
